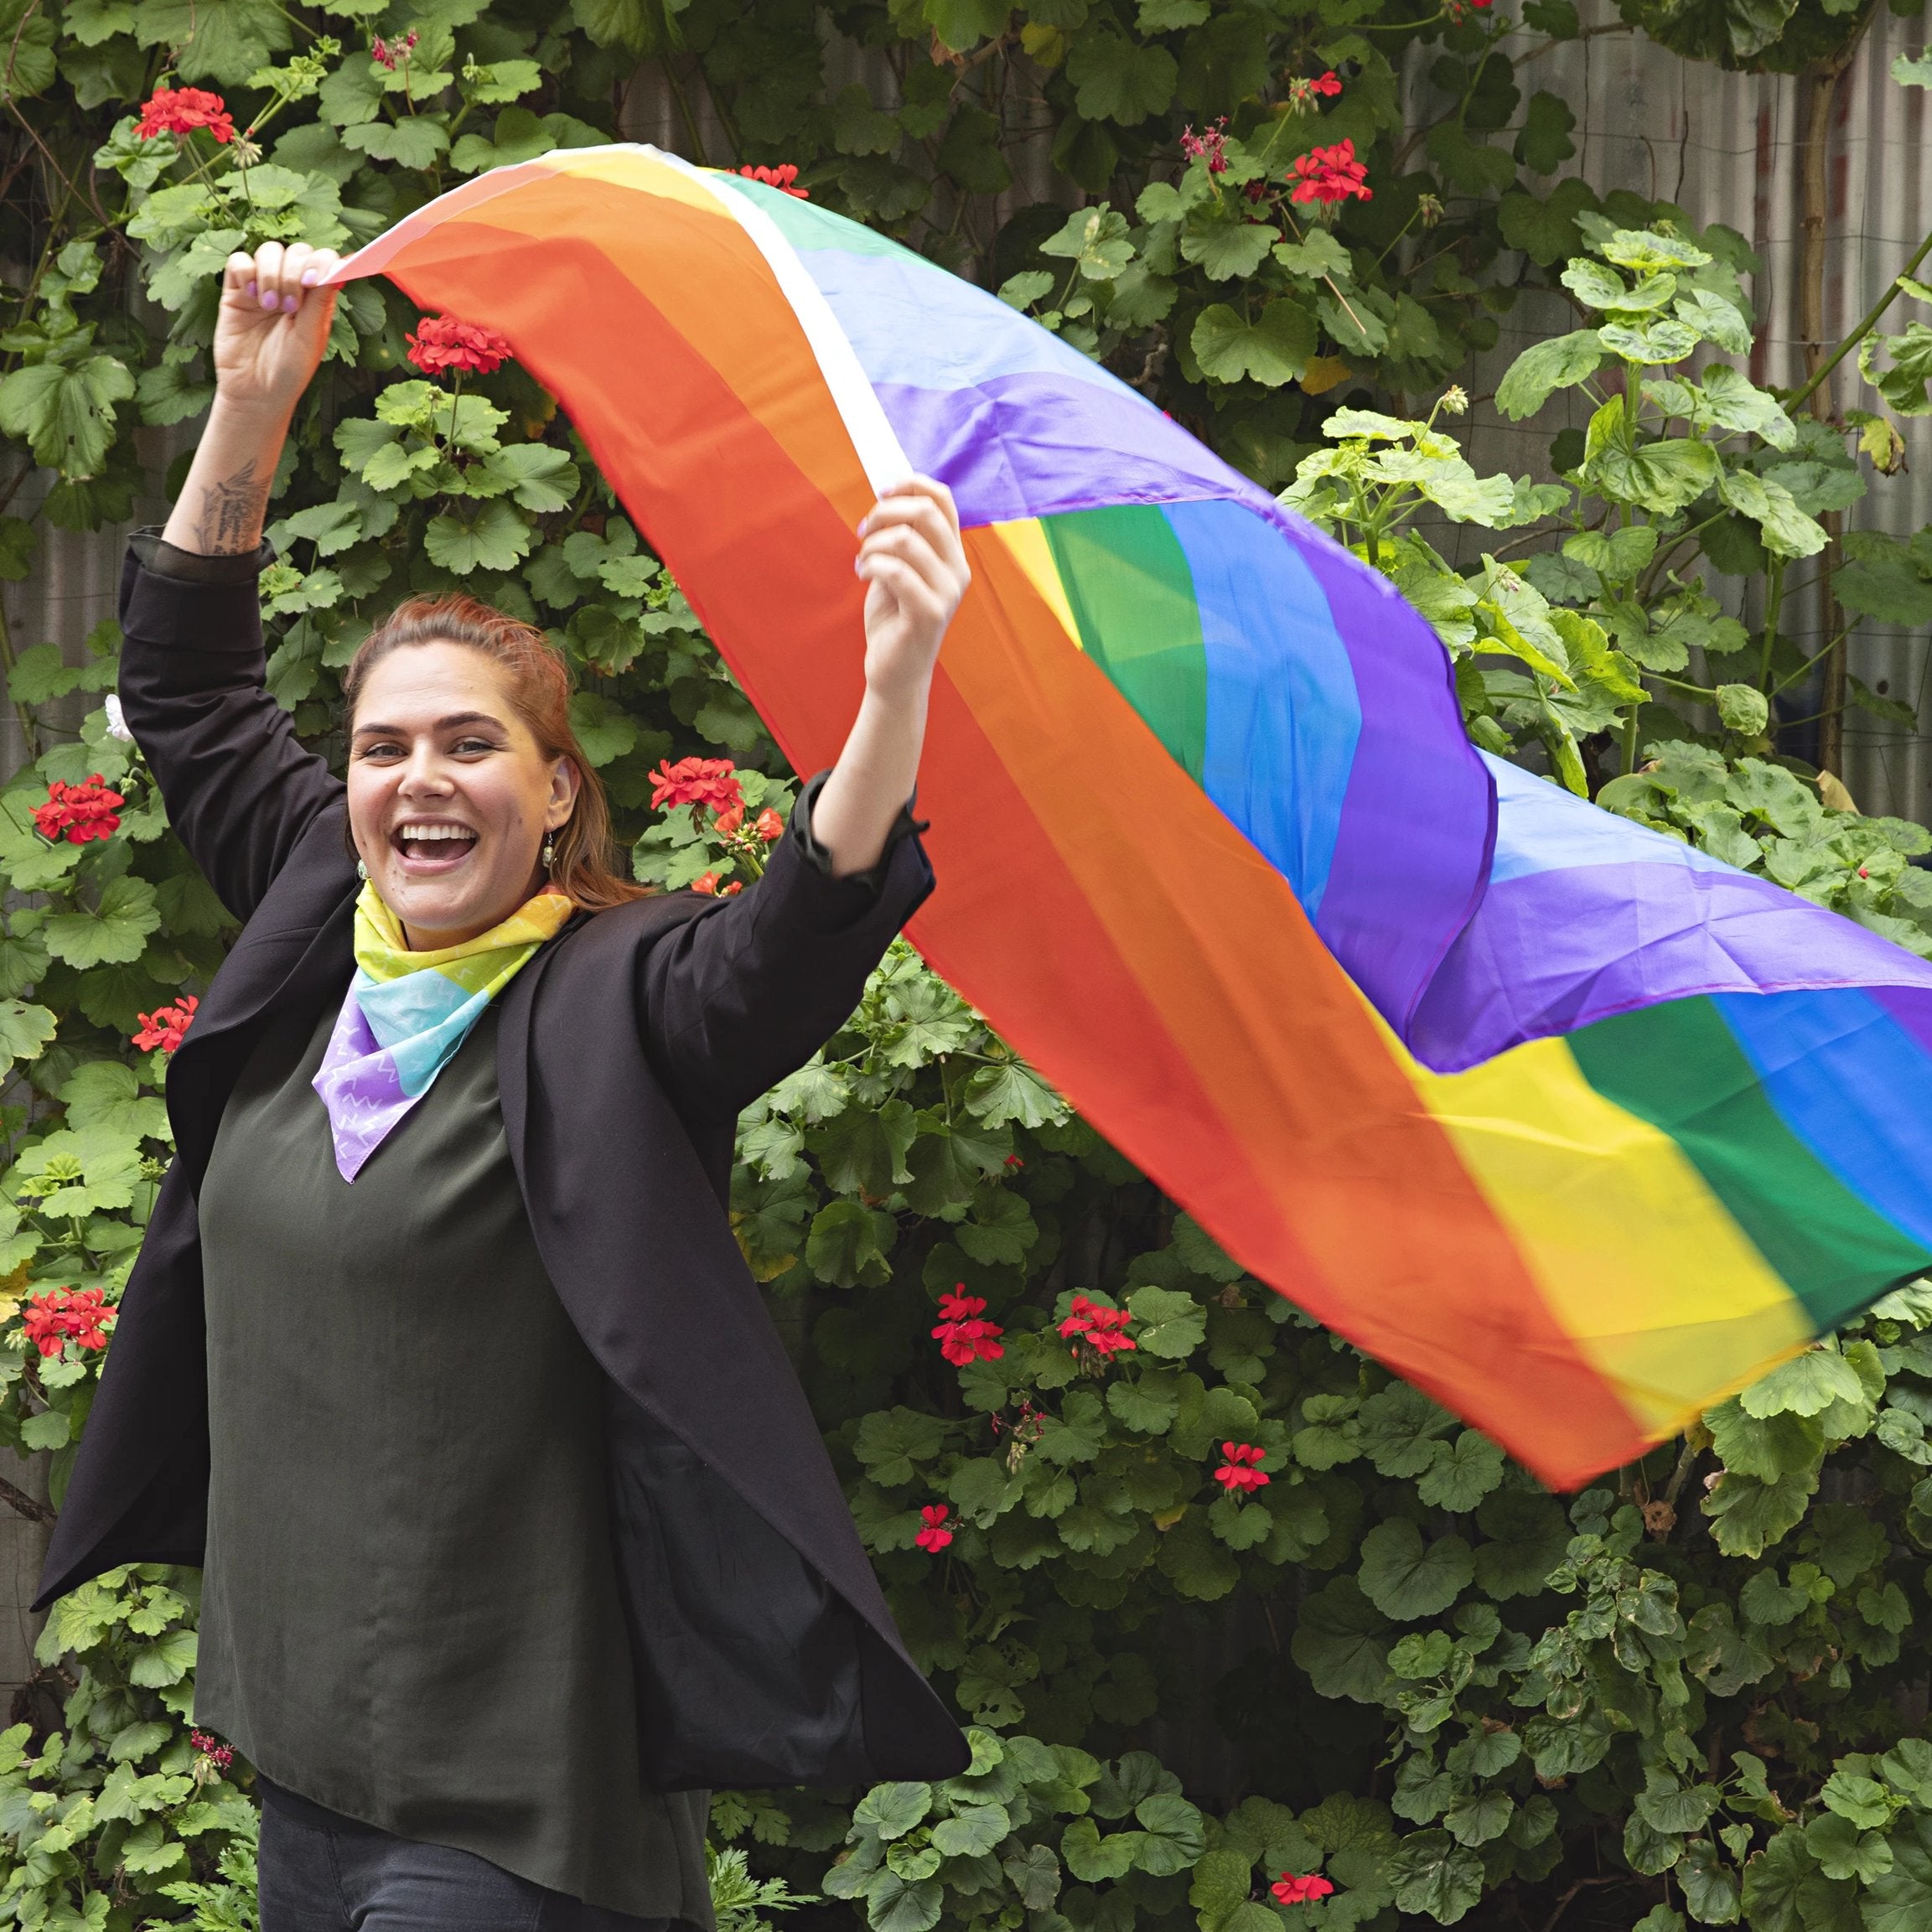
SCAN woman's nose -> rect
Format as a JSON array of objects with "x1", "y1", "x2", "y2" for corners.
[{"x1": 396, "y1": 748, "x2": 453, "y2": 794}]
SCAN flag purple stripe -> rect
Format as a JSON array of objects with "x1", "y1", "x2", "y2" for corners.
[
  {"x1": 870, "y1": 376, "x2": 1247, "y2": 527},
  {"x1": 1284, "y1": 519, "x2": 1496, "y2": 1032},
  {"x1": 1409, "y1": 859, "x2": 1932, "y2": 1073}
]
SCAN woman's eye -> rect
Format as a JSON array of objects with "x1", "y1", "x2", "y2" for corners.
[
  {"x1": 359, "y1": 743, "x2": 404, "y2": 761},
  {"x1": 452, "y1": 737, "x2": 496, "y2": 756}
]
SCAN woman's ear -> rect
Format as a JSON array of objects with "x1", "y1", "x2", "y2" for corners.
[{"x1": 546, "y1": 756, "x2": 583, "y2": 827}]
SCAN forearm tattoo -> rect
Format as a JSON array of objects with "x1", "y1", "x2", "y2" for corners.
[{"x1": 193, "y1": 459, "x2": 269, "y2": 554}]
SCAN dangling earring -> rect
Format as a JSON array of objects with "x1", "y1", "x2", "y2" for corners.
[
  {"x1": 356, "y1": 858, "x2": 368, "y2": 881},
  {"x1": 541, "y1": 836, "x2": 556, "y2": 870}
]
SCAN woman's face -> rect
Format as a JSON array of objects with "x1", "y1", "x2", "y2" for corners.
[{"x1": 346, "y1": 642, "x2": 579, "y2": 949}]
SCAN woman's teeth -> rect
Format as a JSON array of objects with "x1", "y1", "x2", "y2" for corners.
[{"x1": 395, "y1": 824, "x2": 477, "y2": 861}]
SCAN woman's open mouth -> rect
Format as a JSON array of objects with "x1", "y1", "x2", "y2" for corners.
[{"x1": 391, "y1": 821, "x2": 479, "y2": 870}]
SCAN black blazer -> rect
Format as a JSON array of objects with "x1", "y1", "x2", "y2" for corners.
[{"x1": 34, "y1": 549, "x2": 970, "y2": 1790}]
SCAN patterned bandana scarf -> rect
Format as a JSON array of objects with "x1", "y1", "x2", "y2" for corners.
[{"x1": 313, "y1": 883, "x2": 573, "y2": 1181}]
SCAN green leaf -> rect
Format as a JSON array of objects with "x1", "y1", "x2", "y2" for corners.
[
  {"x1": 1806, "y1": 1811, "x2": 1893, "y2": 1883},
  {"x1": 1181, "y1": 220, "x2": 1275, "y2": 282},
  {"x1": 127, "y1": 1628, "x2": 197, "y2": 1688},
  {"x1": 1125, "y1": 1284, "x2": 1204, "y2": 1359},
  {"x1": 1192, "y1": 299, "x2": 1316, "y2": 387},
  {"x1": 1717, "y1": 469, "x2": 1827, "y2": 559},
  {"x1": 423, "y1": 500, "x2": 532, "y2": 573},
  {"x1": 1359, "y1": 1520, "x2": 1474, "y2": 1619},
  {"x1": 341, "y1": 116, "x2": 450, "y2": 168},
  {"x1": 1867, "y1": 1815, "x2": 1932, "y2": 1932},
  {"x1": 1065, "y1": 31, "x2": 1178, "y2": 124},
  {"x1": 1702, "y1": 1468, "x2": 1818, "y2": 1559},
  {"x1": 132, "y1": 0, "x2": 291, "y2": 83},
  {"x1": 1133, "y1": 1791, "x2": 1206, "y2": 1874},
  {"x1": 1515, "y1": 90, "x2": 1576, "y2": 173},
  {"x1": 855, "y1": 1782, "x2": 933, "y2": 1841},
  {"x1": 963, "y1": 1060, "x2": 1064, "y2": 1129},
  {"x1": 0, "y1": 354, "x2": 136, "y2": 476},
  {"x1": 1292, "y1": 1577, "x2": 1391, "y2": 1701},
  {"x1": 1588, "y1": 429, "x2": 1720, "y2": 515},
  {"x1": 805, "y1": 1198, "x2": 893, "y2": 1287},
  {"x1": 1717, "y1": 683, "x2": 1769, "y2": 735},
  {"x1": 1038, "y1": 205, "x2": 1136, "y2": 281},
  {"x1": 1062, "y1": 1815, "x2": 1140, "y2": 1882},
  {"x1": 1495, "y1": 330, "x2": 1603, "y2": 419},
  {"x1": 1416, "y1": 1431, "x2": 1505, "y2": 1512},
  {"x1": 477, "y1": 443, "x2": 580, "y2": 512},
  {"x1": 1388, "y1": 1829, "x2": 1484, "y2": 1923},
  {"x1": 865, "y1": 1870, "x2": 942, "y2": 1932},
  {"x1": 1356, "y1": 1384, "x2": 1455, "y2": 1476},
  {"x1": 43, "y1": 876, "x2": 160, "y2": 968},
  {"x1": 1740, "y1": 1348, "x2": 1867, "y2": 1418},
  {"x1": 1443, "y1": 1787, "x2": 1513, "y2": 1848},
  {"x1": 0, "y1": 998, "x2": 54, "y2": 1071}
]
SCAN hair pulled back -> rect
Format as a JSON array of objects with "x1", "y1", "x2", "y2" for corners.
[{"x1": 342, "y1": 593, "x2": 649, "y2": 912}]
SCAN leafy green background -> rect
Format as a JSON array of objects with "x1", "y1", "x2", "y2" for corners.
[{"x1": 0, "y1": 2, "x2": 1929, "y2": 1929}]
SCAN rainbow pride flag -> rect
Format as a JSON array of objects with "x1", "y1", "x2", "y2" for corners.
[{"x1": 334, "y1": 148, "x2": 1932, "y2": 1487}]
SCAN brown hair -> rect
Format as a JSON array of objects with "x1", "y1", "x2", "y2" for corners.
[{"x1": 342, "y1": 593, "x2": 649, "y2": 912}]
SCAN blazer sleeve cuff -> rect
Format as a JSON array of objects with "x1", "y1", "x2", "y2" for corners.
[
  {"x1": 791, "y1": 769, "x2": 929, "y2": 893},
  {"x1": 764, "y1": 771, "x2": 934, "y2": 935},
  {"x1": 119, "y1": 531, "x2": 272, "y2": 673},
  {"x1": 129, "y1": 528, "x2": 277, "y2": 585}
]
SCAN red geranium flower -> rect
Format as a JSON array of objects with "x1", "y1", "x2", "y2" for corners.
[
  {"x1": 137, "y1": 87, "x2": 236, "y2": 143},
  {"x1": 133, "y1": 995, "x2": 198, "y2": 1055},
  {"x1": 404, "y1": 315, "x2": 512, "y2": 378},
  {"x1": 1313, "y1": 69, "x2": 1343, "y2": 96},
  {"x1": 33, "y1": 774, "x2": 123, "y2": 845},
  {"x1": 1216, "y1": 1441, "x2": 1271, "y2": 1494},
  {"x1": 738, "y1": 163, "x2": 809, "y2": 199},
  {"x1": 1272, "y1": 1873, "x2": 1335, "y2": 1905},
  {"x1": 1059, "y1": 1294, "x2": 1136, "y2": 1365},
  {"x1": 691, "y1": 872, "x2": 743, "y2": 897},
  {"x1": 754, "y1": 808, "x2": 785, "y2": 843},
  {"x1": 1289, "y1": 137, "x2": 1372, "y2": 206},
  {"x1": 21, "y1": 1287, "x2": 115, "y2": 1359},
  {"x1": 190, "y1": 1728, "x2": 235, "y2": 1772},
  {"x1": 650, "y1": 756, "x2": 743, "y2": 818},
  {"x1": 914, "y1": 1503, "x2": 953, "y2": 1553},
  {"x1": 933, "y1": 1288, "x2": 1005, "y2": 1367}
]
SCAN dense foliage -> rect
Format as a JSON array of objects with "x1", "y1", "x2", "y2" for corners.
[{"x1": 0, "y1": 2, "x2": 1927, "y2": 1930}]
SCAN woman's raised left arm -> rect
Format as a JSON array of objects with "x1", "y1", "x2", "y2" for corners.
[{"x1": 636, "y1": 476, "x2": 968, "y2": 1121}]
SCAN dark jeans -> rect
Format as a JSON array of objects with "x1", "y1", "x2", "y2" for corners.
[{"x1": 258, "y1": 1782, "x2": 678, "y2": 1932}]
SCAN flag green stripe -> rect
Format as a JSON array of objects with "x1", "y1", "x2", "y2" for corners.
[
  {"x1": 1569, "y1": 996, "x2": 1930, "y2": 1330},
  {"x1": 1041, "y1": 506, "x2": 1208, "y2": 785}
]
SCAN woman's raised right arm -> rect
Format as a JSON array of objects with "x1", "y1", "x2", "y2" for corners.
[{"x1": 123, "y1": 242, "x2": 345, "y2": 922}]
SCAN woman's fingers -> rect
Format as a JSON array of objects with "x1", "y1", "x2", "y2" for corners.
[
  {"x1": 857, "y1": 519, "x2": 968, "y2": 611},
  {"x1": 223, "y1": 241, "x2": 344, "y2": 319}
]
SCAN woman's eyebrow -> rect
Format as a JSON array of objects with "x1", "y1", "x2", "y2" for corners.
[{"x1": 350, "y1": 711, "x2": 505, "y2": 739}]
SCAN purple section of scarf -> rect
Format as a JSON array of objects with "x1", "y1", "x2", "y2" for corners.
[
  {"x1": 1409, "y1": 859, "x2": 1932, "y2": 1074},
  {"x1": 311, "y1": 992, "x2": 415, "y2": 1182}
]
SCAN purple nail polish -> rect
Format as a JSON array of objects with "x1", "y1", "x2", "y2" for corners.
[
  {"x1": 300, "y1": 270, "x2": 318, "y2": 287},
  {"x1": 246, "y1": 279, "x2": 257, "y2": 298},
  {"x1": 282, "y1": 293, "x2": 298, "y2": 313}
]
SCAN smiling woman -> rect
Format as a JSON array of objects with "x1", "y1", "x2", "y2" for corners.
[{"x1": 34, "y1": 238, "x2": 974, "y2": 1932}]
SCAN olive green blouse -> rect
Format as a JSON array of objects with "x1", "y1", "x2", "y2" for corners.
[{"x1": 194, "y1": 997, "x2": 712, "y2": 1926}]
